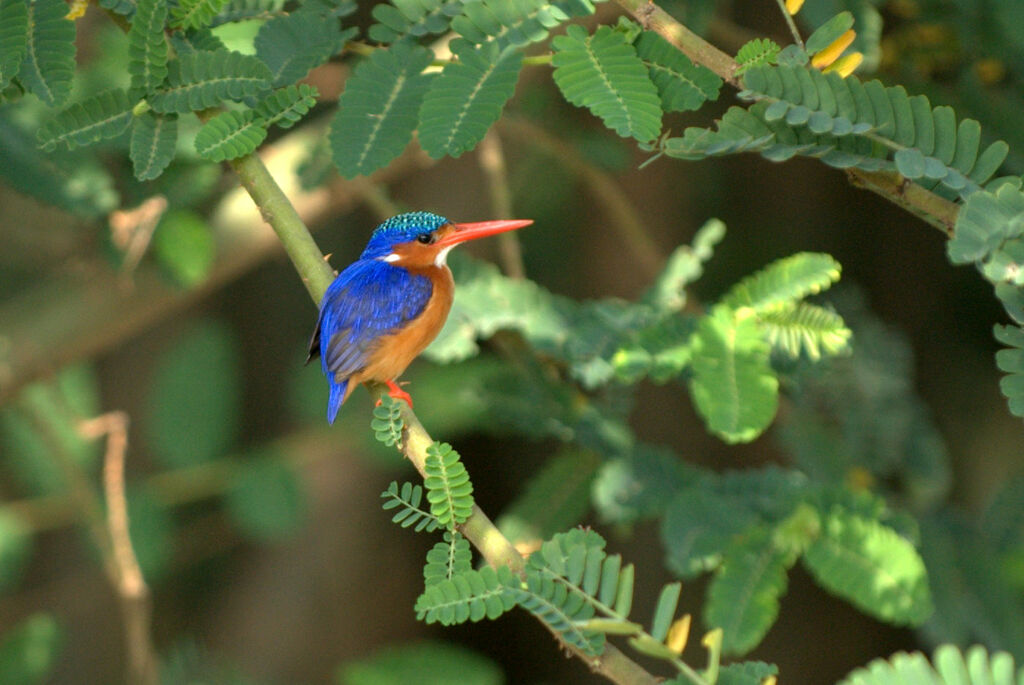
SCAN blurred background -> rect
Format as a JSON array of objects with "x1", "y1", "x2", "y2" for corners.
[{"x1": 1, "y1": 0, "x2": 1023, "y2": 683}]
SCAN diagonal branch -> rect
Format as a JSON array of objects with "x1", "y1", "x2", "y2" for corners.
[
  {"x1": 611, "y1": 0, "x2": 961, "y2": 235},
  {"x1": 225, "y1": 152, "x2": 662, "y2": 685}
]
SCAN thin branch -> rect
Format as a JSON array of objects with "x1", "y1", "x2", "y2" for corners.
[
  {"x1": 223, "y1": 141, "x2": 664, "y2": 683},
  {"x1": 774, "y1": 0, "x2": 805, "y2": 50},
  {"x1": 79, "y1": 412, "x2": 158, "y2": 685},
  {"x1": 479, "y1": 130, "x2": 526, "y2": 279},
  {"x1": 611, "y1": 0, "x2": 963, "y2": 235},
  {"x1": 499, "y1": 117, "x2": 664, "y2": 280}
]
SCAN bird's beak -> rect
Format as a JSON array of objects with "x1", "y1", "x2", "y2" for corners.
[{"x1": 436, "y1": 219, "x2": 534, "y2": 247}]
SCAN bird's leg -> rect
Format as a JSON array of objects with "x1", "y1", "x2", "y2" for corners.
[{"x1": 381, "y1": 379, "x2": 413, "y2": 408}]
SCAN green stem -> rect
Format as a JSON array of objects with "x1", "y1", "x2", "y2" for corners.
[
  {"x1": 228, "y1": 154, "x2": 335, "y2": 301},
  {"x1": 611, "y1": 0, "x2": 962, "y2": 235},
  {"x1": 774, "y1": 0, "x2": 806, "y2": 50},
  {"x1": 224, "y1": 143, "x2": 660, "y2": 683}
]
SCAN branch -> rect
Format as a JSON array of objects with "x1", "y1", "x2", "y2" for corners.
[
  {"x1": 224, "y1": 151, "x2": 663, "y2": 684},
  {"x1": 479, "y1": 130, "x2": 526, "y2": 279},
  {"x1": 79, "y1": 412, "x2": 158, "y2": 685},
  {"x1": 612, "y1": 0, "x2": 962, "y2": 235}
]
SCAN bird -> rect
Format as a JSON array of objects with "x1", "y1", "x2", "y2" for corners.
[{"x1": 308, "y1": 211, "x2": 533, "y2": 423}]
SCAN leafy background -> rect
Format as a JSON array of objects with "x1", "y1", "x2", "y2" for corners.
[{"x1": 0, "y1": 0, "x2": 1023, "y2": 683}]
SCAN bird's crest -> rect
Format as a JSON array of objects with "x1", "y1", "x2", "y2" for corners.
[{"x1": 361, "y1": 211, "x2": 451, "y2": 259}]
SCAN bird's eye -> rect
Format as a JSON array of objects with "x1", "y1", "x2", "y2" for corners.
[{"x1": 416, "y1": 232, "x2": 436, "y2": 245}]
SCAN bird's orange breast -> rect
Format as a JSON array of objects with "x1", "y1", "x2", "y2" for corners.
[{"x1": 352, "y1": 265, "x2": 454, "y2": 385}]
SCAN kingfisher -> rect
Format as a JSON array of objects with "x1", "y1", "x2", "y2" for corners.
[{"x1": 308, "y1": 211, "x2": 533, "y2": 423}]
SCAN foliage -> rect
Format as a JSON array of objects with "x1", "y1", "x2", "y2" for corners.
[{"x1": 4, "y1": 0, "x2": 1024, "y2": 682}]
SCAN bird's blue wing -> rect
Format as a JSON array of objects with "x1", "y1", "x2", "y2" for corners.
[{"x1": 310, "y1": 259, "x2": 432, "y2": 422}]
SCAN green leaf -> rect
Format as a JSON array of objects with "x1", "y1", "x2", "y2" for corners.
[
  {"x1": 225, "y1": 454, "x2": 306, "y2": 542},
  {"x1": 211, "y1": 0, "x2": 283, "y2": 25},
  {"x1": 805, "y1": 11, "x2": 854, "y2": 55},
  {"x1": 368, "y1": 0, "x2": 463, "y2": 43},
  {"x1": 716, "y1": 661, "x2": 780, "y2": 685},
  {"x1": 423, "y1": 531, "x2": 472, "y2": 587},
  {"x1": 381, "y1": 481, "x2": 441, "y2": 532},
  {"x1": 254, "y1": 10, "x2": 352, "y2": 87},
  {"x1": 339, "y1": 640, "x2": 504, "y2": 685},
  {"x1": 415, "y1": 566, "x2": 516, "y2": 625},
  {"x1": 949, "y1": 185, "x2": 1024, "y2": 265},
  {"x1": 705, "y1": 528, "x2": 791, "y2": 656},
  {"x1": 0, "y1": 0, "x2": 28, "y2": 90},
  {"x1": 370, "y1": 394, "x2": 404, "y2": 448},
  {"x1": 0, "y1": 510, "x2": 29, "y2": 591},
  {"x1": 423, "y1": 442, "x2": 475, "y2": 529},
  {"x1": 496, "y1": 449, "x2": 599, "y2": 545},
  {"x1": 171, "y1": 0, "x2": 227, "y2": 30},
  {"x1": 130, "y1": 111, "x2": 177, "y2": 181},
  {"x1": 836, "y1": 644, "x2": 1023, "y2": 685},
  {"x1": 128, "y1": 0, "x2": 168, "y2": 93},
  {"x1": 551, "y1": 25, "x2": 662, "y2": 143},
  {"x1": 994, "y1": 324, "x2": 1024, "y2": 417},
  {"x1": 734, "y1": 37, "x2": 779, "y2": 75},
  {"x1": 650, "y1": 581, "x2": 681, "y2": 642},
  {"x1": 450, "y1": 0, "x2": 596, "y2": 49},
  {"x1": 194, "y1": 109, "x2": 268, "y2": 162},
  {"x1": 592, "y1": 444, "x2": 692, "y2": 523},
  {"x1": 803, "y1": 509, "x2": 932, "y2": 626},
  {"x1": 689, "y1": 306, "x2": 779, "y2": 443},
  {"x1": 724, "y1": 252, "x2": 842, "y2": 312},
  {"x1": 330, "y1": 42, "x2": 434, "y2": 178},
  {"x1": 0, "y1": 614, "x2": 62, "y2": 685},
  {"x1": 148, "y1": 49, "x2": 273, "y2": 113},
  {"x1": 633, "y1": 30, "x2": 721, "y2": 112},
  {"x1": 168, "y1": 27, "x2": 226, "y2": 54},
  {"x1": 760, "y1": 302, "x2": 851, "y2": 360},
  {"x1": 37, "y1": 89, "x2": 135, "y2": 151},
  {"x1": 145, "y1": 320, "x2": 241, "y2": 468},
  {"x1": 417, "y1": 40, "x2": 523, "y2": 159},
  {"x1": 18, "y1": 0, "x2": 75, "y2": 106},
  {"x1": 152, "y1": 209, "x2": 216, "y2": 286},
  {"x1": 644, "y1": 219, "x2": 725, "y2": 312},
  {"x1": 661, "y1": 486, "x2": 758, "y2": 579},
  {"x1": 254, "y1": 83, "x2": 317, "y2": 129}
]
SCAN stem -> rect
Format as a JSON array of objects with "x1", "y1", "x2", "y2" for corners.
[
  {"x1": 479, "y1": 130, "x2": 526, "y2": 279},
  {"x1": 499, "y1": 117, "x2": 664, "y2": 279},
  {"x1": 611, "y1": 0, "x2": 962, "y2": 235},
  {"x1": 774, "y1": 0, "x2": 805, "y2": 50},
  {"x1": 80, "y1": 412, "x2": 158, "y2": 685},
  {"x1": 221, "y1": 141, "x2": 662, "y2": 683}
]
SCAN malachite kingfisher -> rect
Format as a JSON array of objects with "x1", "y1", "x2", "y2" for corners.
[{"x1": 308, "y1": 211, "x2": 533, "y2": 423}]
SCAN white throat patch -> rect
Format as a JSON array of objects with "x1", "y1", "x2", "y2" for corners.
[
  {"x1": 380, "y1": 253, "x2": 401, "y2": 263},
  {"x1": 434, "y1": 246, "x2": 454, "y2": 267}
]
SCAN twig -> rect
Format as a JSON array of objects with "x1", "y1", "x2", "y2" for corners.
[
  {"x1": 479, "y1": 130, "x2": 526, "y2": 279},
  {"x1": 79, "y1": 412, "x2": 158, "y2": 685},
  {"x1": 224, "y1": 142, "x2": 664, "y2": 684},
  {"x1": 774, "y1": 0, "x2": 805, "y2": 50},
  {"x1": 499, "y1": 117, "x2": 664, "y2": 280},
  {"x1": 611, "y1": 0, "x2": 963, "y2": 235}
]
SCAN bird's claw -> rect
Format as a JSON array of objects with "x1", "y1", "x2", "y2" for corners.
[{"x1": 377, "y1": 379, "x2": 413, "y2": 408}]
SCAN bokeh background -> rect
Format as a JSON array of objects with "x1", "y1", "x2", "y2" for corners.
[{"x1": 2, "y1": 0, "x2": 1023, "y2": 683}]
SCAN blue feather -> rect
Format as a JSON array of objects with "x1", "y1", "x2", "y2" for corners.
[{"x1": 314, "y1": 258, "x2": 432, "y2": 423}]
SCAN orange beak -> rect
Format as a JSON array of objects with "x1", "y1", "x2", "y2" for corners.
[{"x1": 436, "y1": 219, "x2": 534, "y2": 247}]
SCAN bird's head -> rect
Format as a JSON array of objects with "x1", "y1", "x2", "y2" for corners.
[{"x1": 361, "y1": 211, "x2": 533, "y2": 270}]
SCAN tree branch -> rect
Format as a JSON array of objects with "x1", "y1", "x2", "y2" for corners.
[
  {"x1": 224, "y1": 152, "x2": 663, "y2": 685},
  {"x1": 611, "y1": 0, "x2": 962, "y2": 235}
]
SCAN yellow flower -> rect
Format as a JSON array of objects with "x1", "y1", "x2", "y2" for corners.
[
  {"x1": 786, "y1": 0, "x2": 805, "y2": 14},
  {"x1": 825, "y1": 51, "x2": 864, "y2": 77},
  {"x1": 666, "y1": 614, "x2": 691, "y2": 655},
  {"x1": 66, "y1": 0, "x2": 88, "y2": 20},
  {"x1": 812, "y1": 30, "x2": 857, "y2": 68}
]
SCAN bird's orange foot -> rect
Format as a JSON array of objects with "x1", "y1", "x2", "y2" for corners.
[{"x1": 376, "y1": 379, "x2": 413, "y2": 408}]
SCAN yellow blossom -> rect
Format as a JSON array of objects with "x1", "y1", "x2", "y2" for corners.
[
  {"x1": 785, "y1": 0, "x2": 805, "y2": 14},
  {"x1": 666, "y1": 614, "x2": 691, "y2": 655},
  {"x1": 812, "y1": 30, "x2": 857, "y2": 68},
  {"x1": 66, "y1": 0, "x2": 88, "y2": 20},
  {"x1": 825, "y1": 52, "x2": 864, "y2": 78}
]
